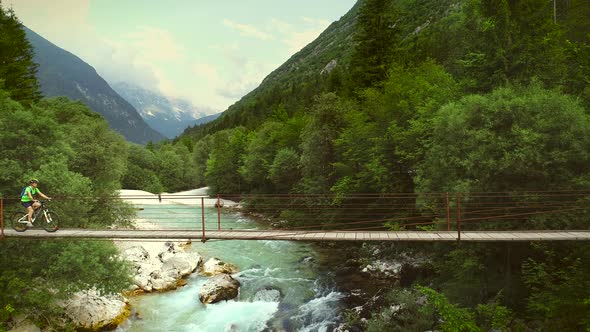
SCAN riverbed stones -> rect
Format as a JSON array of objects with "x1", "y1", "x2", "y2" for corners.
[
  {"x1": 61, "y1": 289, "x2": 130, "y2": 330},
  {"x1": 7, "y1": 316, "x2": 41, "y2": 332},
  {"x1": 362, "y1": 260, "x2": 403, "y2": 279},
  {"x1": 122, "y1": 245, "x2": 149, "y2": 262},
  {"x1": 201, "y1": 257, "x2": 239, "y2": 276},
  {"x1": 253, "y1": 286, "x2": 282, "y2": 302},
  {"x1": 199, "y1": 274, "x2": 241, "y2": 304},
  {"x1": 120, "y1": 243, "x2": 202, "y2": 292}
]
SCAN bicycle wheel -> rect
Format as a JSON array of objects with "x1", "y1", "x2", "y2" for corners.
[
  {"x1": 41, "y1": 211, "x2": 59, "y2": 232},
  {"x1": 11, "y1": 212, "x2": 29, "y2": 232}
]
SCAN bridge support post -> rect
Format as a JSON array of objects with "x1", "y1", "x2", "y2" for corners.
[
  {"x1": 201, "y1": 197, "x2": 206, "y2": 242},
  {"x1": 446, "y1": 192, "x2": 450, "y2": 231},
  {"x1": 217, "y1": 194, "x2": 221, "y2": 230},
  {"x1": 456, "y1": 194, "x2": 461, "y2": 241},
  {"x1": 0, "y1": 198, "x2": 4, "y2": 239}
]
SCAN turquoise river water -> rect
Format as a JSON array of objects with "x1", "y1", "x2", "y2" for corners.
[{"x1": 115, "y1": 205, "x2": 346, "y2": 332}]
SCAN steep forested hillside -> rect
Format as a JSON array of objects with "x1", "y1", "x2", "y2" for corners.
[
  {"x1": 168, "y1": 0, "x2": 590, "y2": 330},
  {"x1": 183, "y1": 1, "x2": 361, "y2": 139},
  {"x1": 179, "y1": 0, "x2": 589, "y2": 195}
]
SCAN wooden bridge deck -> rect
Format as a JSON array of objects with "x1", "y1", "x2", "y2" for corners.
[{"x1": 2, "y1": 229, "x2": 590, "y2": 241}]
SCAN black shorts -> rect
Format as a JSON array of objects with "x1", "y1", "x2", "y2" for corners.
[{"x1": 22, "y1": 201, "x2": 34, "y2": 208}]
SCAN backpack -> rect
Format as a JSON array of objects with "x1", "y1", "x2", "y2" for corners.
[{"x1": 20, "y1": 187, "x2": 28, "y2": 198}]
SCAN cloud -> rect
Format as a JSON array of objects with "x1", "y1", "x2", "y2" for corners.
[
  {"x1": 192, "y1": 63, "x2": 221, "y2": 83},
  {"x1": 189, "y1": 53, "x2": 273, "y2": 109},
  {"x1": 100, "y1": 26, "x2": 186, "y2": 93},
  {"x1": 8, "y1": 0, "x2": 91, "y2": 41},
  {"x1": 300, "y1": 16, "x2": 330, "y2": 26},
  {"x1": 217, "y1": 56, "x2": 272, "y2": 99},
  {"x1": 10, "y1": 0, "x2": 342, "y2": 114},
  {"x1": 271, "y1": 17, "x2": 331, "y2": 54},
  {"x1": 222, "y1": 19, "x2": 274, "y2": 41},
  {"x1": 8, "y1": 0, "x2": 163, "y2": 92},
  {"x1": 124, "y1": 26, "x2": 186, "y2": 62}
]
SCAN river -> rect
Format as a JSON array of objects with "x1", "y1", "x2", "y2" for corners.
[{"x1": 116, "y1": 204, "x2": 347, "y2": 332}]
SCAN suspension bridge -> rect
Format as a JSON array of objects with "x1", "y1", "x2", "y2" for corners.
[{"x1": 1, "y1": 191, "x2": 590, "y2": 242}]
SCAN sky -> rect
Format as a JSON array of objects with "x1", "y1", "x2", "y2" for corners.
[{"x1": 7, "y1": 0, "x2": 357, "y2": 114}]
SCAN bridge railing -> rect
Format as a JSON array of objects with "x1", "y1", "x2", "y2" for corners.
[
  {"x1": 220, "y1": 191, "x2": 590, "y2": 233},
  {"x1": 2, "y1": 191, "x2": 589, "y2": 239}
]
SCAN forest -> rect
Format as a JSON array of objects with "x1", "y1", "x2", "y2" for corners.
[
  {"x1": 2, "y1": 0, "x2": 590, "y2": 330},
  {"x1": 179, "y1": 1, "x2": 590, "y2": 330}
]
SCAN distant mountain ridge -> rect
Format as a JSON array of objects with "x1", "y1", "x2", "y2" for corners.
[
  {"x1": 111, "y1": 82, "x2": 220, "y2": 138},
  {"x1": 24, "y1": 27, "x2": 165, "y2": 144}
]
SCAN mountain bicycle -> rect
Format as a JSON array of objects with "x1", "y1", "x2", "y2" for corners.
[{"x1": 11, "y1": 200, "x2": 59, "y2": 232}]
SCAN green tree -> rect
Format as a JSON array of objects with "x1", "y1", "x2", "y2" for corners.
[
  {"x1": 0, "y1": 239, "x2": 131, "y2": 328},
  {"x1": 33, "y1": 158, "x2": 94, "y2": 228},
  {"x1": 239, "y1": 121, "x2": 286, "y2": 192},
  {"x1": 0, "y1": 86, "x2": 134, "y2": 329},
  {"x1": 205, "y1": 128, "x2": 247, "y2": 194},
  {"x1": 522, "y1": 243, "x2": 590, "y2": 330},
  {"x1": 0, "y1": 89, "x2": 59, "y2": 197},
  {"x1": 39, "y1": 97, "x2": 128, "y2": 195},
  {"x1": 417, "y1": 286, "x2": 480, "y2": 332},
  {"x1": 268, "y1": 148, "x2": 300, "y2": 193},
  {"x1": 155, "y1": 143, "x2": 193, "y2": 192},
  {"x1": 122, "y1": 143, "x2": 163, "y2": 193},
  {"x1": 334, "y1": 61, "x2": 459, "y2": 194},
  {"x1": 349, "y1": 0, "x2": 398, "y2": 89},
  {"x1": 0, "y1": 4, "x2": 42, "y2": 104},
  {"x1": 192, "y1": 135, "x2": 214, "y2": 187},
  {"x1": 299, "y1": 93, "x2": 348, "y2": 194},
  {"x1": 417, "y1": 84, "x2": 590, "y2": 194},
  {"x1": 457, "y1": 0, "x2": 566, "y2": 92}
]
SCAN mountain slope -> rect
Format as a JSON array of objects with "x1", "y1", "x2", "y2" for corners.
[
  {"x1": 24, "y1": 27, "x2": 165, "y2": 144},
  {"x1": 183, "y1": 1, "x2": 361, "y2": 139},
  {"x1": 111, "y1": 82, "x2": 219, "y2": 138}
]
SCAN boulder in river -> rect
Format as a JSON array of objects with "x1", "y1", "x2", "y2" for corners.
[
  {"x1": 201, "y1": 257, "x2": 239, "y2": 276},
  {"x1": 61, "y1": 288, "x2": 130, "y2": 330},
  {"x1": 252, "y1": 286, "x2": 283, "y2": 302},
  {"x1": 120, "y1": 243, "x2": 202, "y2": 293},
  {"x1": 199, "y1": 274, "x2": 241, "y2": 304}
]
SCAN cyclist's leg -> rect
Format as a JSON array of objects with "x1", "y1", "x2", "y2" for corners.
[
  {"x1": 27, "y1": 205, "x2": 34, "y2": 222},
  {"x1": 20, "y1": 201, "x2": 34, "y2": 224}
]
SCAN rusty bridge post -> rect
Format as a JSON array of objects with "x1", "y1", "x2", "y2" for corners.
[
  {"x1": 446, "y1": 192, "x2": 450, "y2": 231},
  {"x1": 456, "y1": 194, "x2": 461, "y2": 241},
  {"x1": 217, "y1": 194, "x2": 221, "y2": 230},
  {"x1": 0, "y1": 197, "x2": 4, "y2": 239},
  {"x1": 201, "y1": 197, "x2": 206, "y2": 242}
]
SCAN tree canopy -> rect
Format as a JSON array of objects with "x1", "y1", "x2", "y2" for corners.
[{"x1": 0, "y1": 4, "x2": 41, "y2": 104}]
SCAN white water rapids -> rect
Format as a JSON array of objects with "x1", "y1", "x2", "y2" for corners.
[{"x1": 115, "y1": 201, "x2": 346, "y2": 332}]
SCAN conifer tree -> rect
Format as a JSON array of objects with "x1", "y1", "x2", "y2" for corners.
[
  {"x1": 0, "y1": 3, "x2": 42, "y2": 105},
  {"x1": 349, "y1": 0, "x2": 398, "y2": 89}
]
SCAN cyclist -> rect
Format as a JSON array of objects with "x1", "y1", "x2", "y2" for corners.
[{"x1": 21, "y1": 179, "x2": 51, "y2": 227}]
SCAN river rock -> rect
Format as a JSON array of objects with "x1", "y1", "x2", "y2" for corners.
[
  {"x1": 121, "y1": 243, "x2": 202, "y2": 292},
  {"x1": 162, "y1": 252, "x2": 203, "y2": 278},
  {"x1": 123, "y1": 245, "x2": 150, "y2": 262},
  {"x1": 149, "y1": 270, "x2": 178, "y2": 291},
  {"x1": 202, "y1": 257, "x2": 239, "y2": 276},
  {"x1": 253, "y1": 287, "x2": 282, "y2": 302},
  {"x1": 7, "y1": 315, "x2": 41, "y2": 332},
  {"x1": 199, "y1": 274, "x2": 241, "y2": 304},
  {"x1": 157, "y1": 241, "x2": 179, "y2": 262},
  {"x1": 61, "y1": 288, "x2": 130, "y2": 330},
  {"x1": 362, "y1": 260, "x2": 403, "y2": 279}
]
